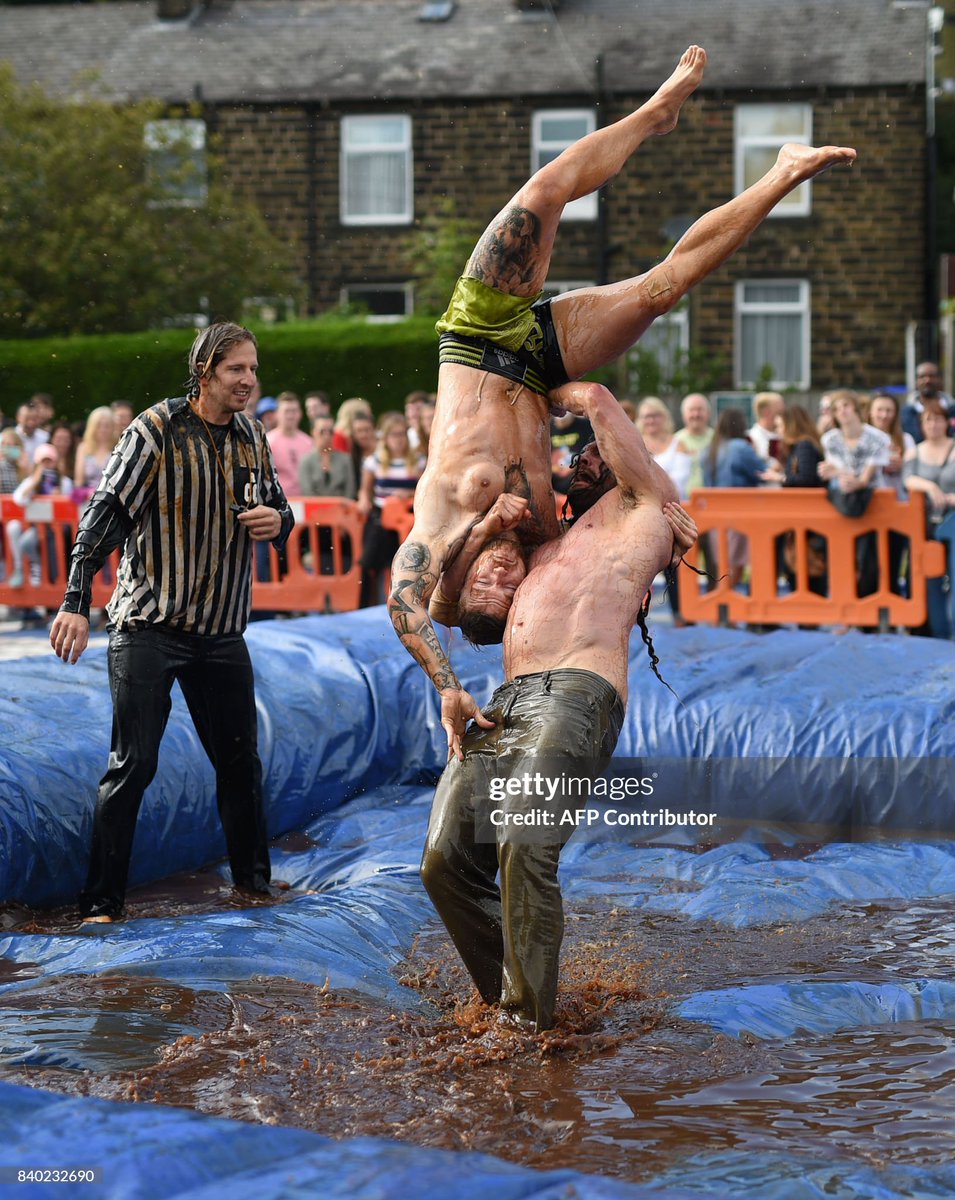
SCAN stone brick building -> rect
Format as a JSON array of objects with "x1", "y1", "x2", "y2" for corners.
[{"x1": 1, "y1": 0, "x2": 934, "y2": 391}]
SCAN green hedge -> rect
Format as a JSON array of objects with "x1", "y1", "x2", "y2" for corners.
[{"x1": 0, "y1": 318, "x2": 440, "y2": 423}]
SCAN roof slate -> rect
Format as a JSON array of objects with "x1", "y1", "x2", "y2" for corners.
[{"x1": 0, "y1": 0, "x2": 929, "y2": 104}]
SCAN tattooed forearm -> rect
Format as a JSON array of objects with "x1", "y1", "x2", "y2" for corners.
[
  {"x1": 465, "y1": 206, "x2": 543, "y2": 292},
  {"x1": 387, "y1": 540, "x2": 462, "y2": 693},
  {"x1": 388, "y1": 542, "x2": 438, "y2": 617},
  {"x1": 396, "y1": 618, "x2": 461, "y2": 694}
]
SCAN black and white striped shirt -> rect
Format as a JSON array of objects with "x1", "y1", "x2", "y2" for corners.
[{"x1": 62, "y1": 397, "x2": 293, "y2": 636}]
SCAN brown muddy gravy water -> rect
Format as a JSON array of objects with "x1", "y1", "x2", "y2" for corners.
[{"x1": 0, "y1": 897, "x2": 953, "y2": 1182}]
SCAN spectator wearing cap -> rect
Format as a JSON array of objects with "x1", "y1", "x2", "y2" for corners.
[{"x1": 256, "y1": 395, "x2": 279, "y2": 433}]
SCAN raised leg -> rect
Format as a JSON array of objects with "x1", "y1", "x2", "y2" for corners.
[
  {"x1": 552, "y1": 142, "x2": 857, "y2": 379},
  {"x1": 463, "y1": 46, "x2": 707, "y2": 298}
]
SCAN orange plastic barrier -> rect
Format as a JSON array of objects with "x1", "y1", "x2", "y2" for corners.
[
  {"x1": 682, "y1": 488, "x2": 947, "y2": 629},
  {"x1": 252, "y1": 497, "x2": 365, "y2": 613},
  {"x1": 380, "y1": 496, "x2": 415, "y2": 544},
  {"x1": 380, "y1": 493, "x2": 569, "y2": 544},
  {"x1": 0, "y1": 495, "x2": 121, "y2": 612},
  {"x1": 0, "y1": 495, "x2": 366, "y2": 616}
]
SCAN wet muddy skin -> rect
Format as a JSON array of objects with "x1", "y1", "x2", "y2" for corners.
[{"x1": 1, "y1": 880, "x2": 953, "y2": 1183}]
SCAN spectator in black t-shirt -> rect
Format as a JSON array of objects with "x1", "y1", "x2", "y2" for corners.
[{"x1": 550, "y1": 412, "x2": 594, "y2": 495}]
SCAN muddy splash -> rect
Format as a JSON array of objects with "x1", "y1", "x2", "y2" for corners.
[{"x1": 2, "y1": 887, "x2": 953, "y2": 1184}]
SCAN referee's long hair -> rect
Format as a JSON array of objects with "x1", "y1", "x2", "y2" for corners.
[{"x1": 186, "y1": 323, "x2": 258, "y2": 398}]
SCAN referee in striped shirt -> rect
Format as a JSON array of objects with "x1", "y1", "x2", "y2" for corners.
[{"x1": 50, "y1": 323, "x2": 294, "y2": 923}]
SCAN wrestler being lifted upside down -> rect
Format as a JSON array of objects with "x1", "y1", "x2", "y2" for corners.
[{"x1": 388, "y1": 44, "x2": 856, "y2": 755}]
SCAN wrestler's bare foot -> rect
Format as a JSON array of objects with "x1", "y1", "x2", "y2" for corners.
[
  {"x1": 81, "y1": 914, "x2": 115, "y2": 925},
  {"x1": 776, "y1": 142, "x2": 857, "y2": 184},
  {"x1": 645, "y1": 45, "x2": 707, "y2": 137}
]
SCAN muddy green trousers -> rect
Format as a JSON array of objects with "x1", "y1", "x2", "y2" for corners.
[{"x1": 421, "y1": 668, "x2": 623, "y2": 1030}]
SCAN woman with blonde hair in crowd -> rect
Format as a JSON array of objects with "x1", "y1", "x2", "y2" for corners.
[
  {"x1": 357, "y1": 413, "x2": 425, "y2": 606},
  {"x1": 636, "y1": 396, "x2": 692, "y2": 498},
  {"x1": 332, "y1": 397, "x2": 374, "y2": 453},
  {"x1": 73, "y1": 406, "x2": 118, "y2": 501},
  {"x1": 634, "y1": 396, "x2": 693, "y2": 623},
  {"x1": 409, "y1": 398, "x2": 436, "y2": 460}
]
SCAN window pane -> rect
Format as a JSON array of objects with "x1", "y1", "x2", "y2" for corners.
[
  {"x1": 740, "y1": 313, "x2": 801, "y2": 383},
  {"x1": 738, "y1": 106, "x2": 806, "y2": 138},
  {"x1": 742, "y1": 145, "x2": 782, "y2": 191},
  {"x1": 743, "y1": 282, "x2": 804, "y2": 305},
  {"x1": 144, "y1": 120, "x2": 206, "y2": 205},
  {"x1": 539, "y1": 115, "x2": 590, "y2": 143},
  {"x1": 346, "y1": 151, "x2": 407, "y2": 217},
  {"x1": 536, "y1": 148, "x2": 562, "y2": 169},
  {"x1": 743, "y1": 147, "x2": 809, "y2": 214},
  {"x1": 344, "y1": 287, "x2": 410, "y2": 317},
  {"x1": 345, "y1": 116, "x2": 407, "y2": 147},
  {"x1": 533, "y1": 110, "x2": 595, "y2": 221}
]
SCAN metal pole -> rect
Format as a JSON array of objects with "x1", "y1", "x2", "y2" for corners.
[
  {"x1": 595, "y1": 54, "x2": 610, "y2": 286},
  {"x1": 926, "y1": 8, "x2": 942, "y2": 359}
]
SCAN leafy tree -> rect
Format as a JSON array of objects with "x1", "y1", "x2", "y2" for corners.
[
  {"x1": 406, "y1": 197, "x2": 482, "y2": 316},
  {"x1": 0, "y1": 67, "x2": 298, "y2": 336}
]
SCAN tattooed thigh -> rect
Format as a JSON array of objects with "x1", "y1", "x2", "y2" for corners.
[{"x1": 466, "y1": 206, "x2": 543, "y2": 292}]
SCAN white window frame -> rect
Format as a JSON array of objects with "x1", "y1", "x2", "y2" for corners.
[
  {"x1": 734, "y1": 104, "x2": 813, "y2": 217},
  {"x1": 340, "y1": 282, "x2": 414, "y2": 322},
  {"x1": 735, "y1": 279, "x2": 811, "y2": 390},
  {"x1": 532, "y1": 109, "x2": 597, "y2": 221},
  {"x1": 340, "y1": 115, "x2": 413, "y2": 226},
  {"x1": 144, "y1": 118, "x2": 207, "y2": 207}
]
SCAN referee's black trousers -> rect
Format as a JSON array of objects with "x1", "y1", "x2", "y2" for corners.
[{"x1": 79, "y1": 626, "x2": 271, "y2": 919}]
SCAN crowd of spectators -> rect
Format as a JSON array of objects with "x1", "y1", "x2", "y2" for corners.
[
  {"x1": 0, "y1": 385, "x2": 439, "y2": 613},
  {"x1": 3, "y1": 363, "x2": 955, "y2": 633},
  {"x1": 616, "y1": 363, "x2": 955, "y2": 637}
]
